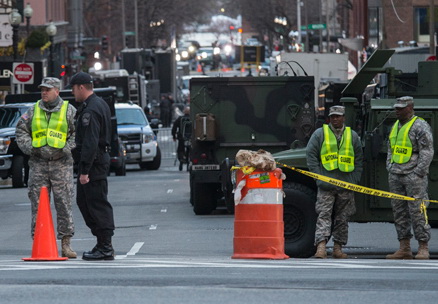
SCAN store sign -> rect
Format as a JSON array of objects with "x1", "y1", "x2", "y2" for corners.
[{"x1": 0, "y1": 14, "x2": 13, "y2": 47}]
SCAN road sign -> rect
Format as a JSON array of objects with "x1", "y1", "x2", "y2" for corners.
[
  {"x1": 124, "y1": 31, "x2": 135, "y2": 36},
  {"x1": 13, "y1": 63, "x2": 34, "y2": 84},
  {"x1": 301, "y1": 24, "x2": 327, "y2": 30},
  {"x1": 308, "y1": 23, "x2": 326, "y2": 30}
]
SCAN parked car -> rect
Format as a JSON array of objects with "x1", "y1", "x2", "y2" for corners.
[
  {"x1": 0, "y1": 103, "x2": 31, "y2": 187},
  {"x1": 115, "y1": 102, "x2": 161, "y2": 170}
]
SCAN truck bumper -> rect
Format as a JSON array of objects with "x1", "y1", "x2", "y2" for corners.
[
  {"x1": 191, "y1": 169, "x2": 222, "y2": 183},
  {"x1": 125, "y1": 142, "x2": 157, "y2": 164}
]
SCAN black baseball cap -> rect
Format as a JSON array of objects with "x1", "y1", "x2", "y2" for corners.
[{"x1": 69, "y1": 72, "x2": 93, "y2": 86}]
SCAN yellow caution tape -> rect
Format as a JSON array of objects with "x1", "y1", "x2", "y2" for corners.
[
  {"x1": 231, "y1": 166, "x2": 256, "y2": 175},
  {"x1": 276, "y1": 162, "x2": 438, "y2": 203},
  {"x1": 421, "y1": 202, "x2": 429, "y2": 224},
  {"x1": 276, "y1": 162, "x2": 438, "y2": 225}
]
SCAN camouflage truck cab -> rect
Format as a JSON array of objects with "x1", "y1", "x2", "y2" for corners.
[
  {"x1": 274, "y1": 50, "x2": 438, "y2": 258},
  {"x1": 189, "y1": 76, "x2": 315, "y2": 216}
]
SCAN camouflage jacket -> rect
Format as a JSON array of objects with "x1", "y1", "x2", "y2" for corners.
[
  {"x1": 386, "y1": 116, "x2": 434, "y2": 177},
  {"x1": 15, "y1": 96, "x2": 77, "y2": 161},
  {"x1": 306, "y1": 123, "x2": 363, "y2": 191}
]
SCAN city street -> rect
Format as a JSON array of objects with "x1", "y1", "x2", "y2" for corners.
[{"x1": 0, "y1": 159, "x2": 437, "y2": 303}]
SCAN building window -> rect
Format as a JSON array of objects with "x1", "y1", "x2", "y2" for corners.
[
  {"x1": 414, "y1": 7, "x2": 438, "y2": 44},
  {"x1": 369, "y1": 6, "x2": 383, "y2": 48}
]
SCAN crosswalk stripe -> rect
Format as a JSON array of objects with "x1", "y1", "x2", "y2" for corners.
[{"x1": 1, "y1": 258, "x2": 438, "y2": 271}]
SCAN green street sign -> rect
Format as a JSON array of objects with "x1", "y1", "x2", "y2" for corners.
[
  {"x1": 308, "y1": 23, "x2": 326, "y2": 30},
  {"x1": 124, "y1": 31, "x2": 135, "y2": 36},
  {"x1": 300, "y1": 24, "x2": 327, "y2": 30}
]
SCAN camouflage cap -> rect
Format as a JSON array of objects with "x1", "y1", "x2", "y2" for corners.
[
  {"x1": 329, "y1": 105, "x2": 345, "y2": 116},
  {"x1": 394, "y1": 96, "x2": 414, "y2": 108},
  {"x1": 38, "y1": 77, "x2": 61, "y2": 89}
]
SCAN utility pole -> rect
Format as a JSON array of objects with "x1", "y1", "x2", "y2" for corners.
[
  {"x1": 430, "y1": 0, "x2": 435, "y2": 56},
  {"x1": 134, "y1": 0, "x2": 139, "y2": 48},
  {"x1": 122, "y1": 0, "x2": 126, "y2": 48},
  {"x1": 297, "y1": 0, "x2": 302, "y2": 44}
]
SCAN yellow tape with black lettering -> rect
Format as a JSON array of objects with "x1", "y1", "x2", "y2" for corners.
[{"x1": 276, "y1": 162, "x2": 438, "y2": 204}]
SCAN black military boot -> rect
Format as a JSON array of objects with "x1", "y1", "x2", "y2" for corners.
[
  {"x1": 82, "y1": 236, "x2": 115, "y2": 261},
  {"x1": 84, "y1": 235, "x2": 102, "y2": 255}
]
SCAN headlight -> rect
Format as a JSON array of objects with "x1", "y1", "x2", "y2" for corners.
[
  {"x1": 181, "y1": 51, "x2": 189, "y2": 59},
  {"x1": 142, "y1": 133, "x2": 155, "y2": 143},
  {"x1": 0, "y1": 137, "x2": 11, "y2": 154}
]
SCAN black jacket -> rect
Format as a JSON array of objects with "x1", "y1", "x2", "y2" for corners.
[{"x1": 75, "y1": 93, "x2": 111, "y2": 179}]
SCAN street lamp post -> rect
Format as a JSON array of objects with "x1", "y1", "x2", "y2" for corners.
[
  {"x1": 9, "y1": 9, "x2": 22, "y2": 61},
  {"x1": 46, "y1": 22, "x2": 57, "y2": 77},
  {"x1": 23, "y1": 3, "x2": 34, "y2": 37}
]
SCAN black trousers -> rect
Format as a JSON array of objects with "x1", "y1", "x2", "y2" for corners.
[{"x1": 77, "y1": 177, "x2": 115, "y2": 237}]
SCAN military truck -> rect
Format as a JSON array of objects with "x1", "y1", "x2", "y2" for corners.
[
  {"x1": 273, "y1": 49, "x2": 438, "y2": 258},
  {"x1": 189, "y1": 76, "x2": 315, "y2": 215}
]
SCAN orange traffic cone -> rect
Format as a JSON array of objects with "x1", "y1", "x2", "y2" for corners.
[
  {"x1": 232, "y1": 168, "x2": 289, "y2": 260},
  {"x1": 22, "y1": 186, "x2": 68, "y2": 261},
  {"x1": 197, "y1": 63, "x2": 202, "y2": 73}
]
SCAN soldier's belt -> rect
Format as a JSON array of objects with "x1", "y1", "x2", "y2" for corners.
[{"x1": 276, "y1": 162, "x2": 437, "y2": 225}]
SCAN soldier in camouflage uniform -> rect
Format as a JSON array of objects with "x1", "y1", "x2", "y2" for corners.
[
  {"x1": 15, "y1": 77, "x2": 77, "y2": 258},
  {"x1": 306, "y1": 106, "x2": 363, "y2": 259},
  {"x1": 386, "y1": 96, "x2": 433, "y2": 260}
]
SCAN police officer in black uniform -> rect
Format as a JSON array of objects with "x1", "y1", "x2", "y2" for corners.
[{"x1": 70, "y1": 72, "x2": 115, "y2": 260}]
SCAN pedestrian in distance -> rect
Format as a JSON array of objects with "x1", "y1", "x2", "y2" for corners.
[
  {"x1": 159, "y1": 94, "x2": 172, "y2": 127},
  {"x1": 70, "y1": 72, "x2": 116, "y2": 261},
  {"x1": 15, "y1": 77, "x2": 77, "y2": 258},
  {"x1": 172, "y1": 106, "x2": 191, "y2": 162},
  {"x1": 386, "y1": 96, "x2": 434, "y2": 260},
  {"x1": 306, "y1": 105, "x2": 363, "y2": 259}
]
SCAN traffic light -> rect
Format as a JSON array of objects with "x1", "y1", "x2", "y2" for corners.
[
  {"x1": 238, "y1": 28, "x2": 243, "y2": 33},
  {"x1": 60, "y1": 64, "x2": 66, "y2": 77},
  {"x1": 229, "y1": 25, "x2": 235, "y2": 30},
  {"x1": 101, "y1": 35, "x2": 108, "y2": 51}
]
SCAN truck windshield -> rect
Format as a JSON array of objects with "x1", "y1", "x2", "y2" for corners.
[
  {"x1": 116, "y1": 108, "x2": 148, "y2": 126},
  {"x1": 0, "y1": 108, "x2": 23, "y2": 128}
]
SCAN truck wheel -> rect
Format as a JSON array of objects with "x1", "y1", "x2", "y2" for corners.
[
  {"x1": 11, "y1": 155, "x2": 27, "y2": 188},
  {"x1": 193, "y1": 183, "x2": 217, "y2": 215},
  {"x1": 283, "y1": 182, "x2": 317, "y2": 258},
  {"x1": 141, "y1": 146, "x2": 161, "y2": 170}
]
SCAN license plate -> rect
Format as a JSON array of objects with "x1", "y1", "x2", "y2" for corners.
[{"x1": 192, "y1": 164, "x2": 220, "y2": 170}]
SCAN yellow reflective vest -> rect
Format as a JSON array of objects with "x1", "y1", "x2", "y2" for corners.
[
  {"x1": 389, "y1": 116, "x2": 419, "y2": 164},
  {"x1": 31, "y1": 100, "x2": 69, "y2": 149},
  {"x1": 320, "y1": 124, "x2": 355, "y2": 172}
]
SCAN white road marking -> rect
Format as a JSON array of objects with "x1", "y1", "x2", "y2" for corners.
[
  {"x1": 161, "y1": 208, "x2": 167, "y2": 213},
  {"x1": 1, "y1": 258, "x2": 438, "y2": 272},
  {"x1": 149, "y1": 224, "x2": 157, "y2": 230},
  {"x1": 167, "y1": 189, "x2": 173, "y2": 193},
  {"x1": 115, "y1": 242, "x2": 145, "y2": 260},
  {"x1": 127, "y1": 242, "x2": 144, "y2": 255},
  {"x1": 15, "y1": 203, "x2": 31, "y2": 206}
]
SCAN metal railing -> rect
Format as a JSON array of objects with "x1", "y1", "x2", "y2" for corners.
[{"x1": 154, "y1": 127, "x2": 177, "y2": 159}]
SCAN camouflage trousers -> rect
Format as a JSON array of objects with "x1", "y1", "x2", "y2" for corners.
[
  {"x1": 388, "y1": 172, "x2": 431, "y2": 242},
  {"x1": 28, "y1": 156, "x2": 75, "y2": 239},
  {"x1": 314, "y1": 188, "x2": 356, "y2": 246}
]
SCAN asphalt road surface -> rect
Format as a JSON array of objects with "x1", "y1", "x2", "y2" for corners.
[{"x1": 0, "y1": 159, "x2": 437, "y2": 304}]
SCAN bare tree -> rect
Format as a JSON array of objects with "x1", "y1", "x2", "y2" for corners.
[{"x1": 83, "y1": 0, "x2": 221, "y2": 59}]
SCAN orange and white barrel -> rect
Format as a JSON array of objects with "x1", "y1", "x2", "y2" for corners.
[{"x1": 232, "y1": 168, "x2": 289, "y2": 260}]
